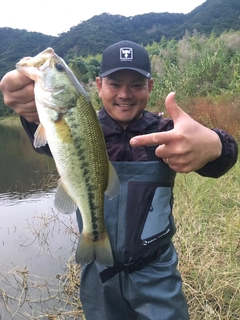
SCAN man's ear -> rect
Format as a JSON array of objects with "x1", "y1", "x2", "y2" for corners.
[{"x1": 96, "y1": 77, "x2": 102, "y2": 97}]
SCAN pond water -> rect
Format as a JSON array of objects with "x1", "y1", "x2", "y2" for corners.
[{"x1": 0, "y1": 121, "x2": 81, "y2": 319}]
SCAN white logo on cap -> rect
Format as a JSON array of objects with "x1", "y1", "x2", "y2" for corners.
[{"x1": 120, "y1": 47, "x2": 133, "y2": 61}]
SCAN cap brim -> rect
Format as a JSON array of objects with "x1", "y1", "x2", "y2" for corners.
[{"x1": 100, "y1": 67, "x2": 152, "y2": 79}]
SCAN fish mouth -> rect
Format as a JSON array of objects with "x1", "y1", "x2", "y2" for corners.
[{"x1": 16, "y1": 48, "x2": 55, "y2": 69}]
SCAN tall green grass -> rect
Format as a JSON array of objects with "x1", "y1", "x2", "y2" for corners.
[
  {"x1": 147, "y1": 31, "x2": 240, "y2": 108},
  {"x1": 173, "y1": 156, "x2": 240, "y2": 319}
]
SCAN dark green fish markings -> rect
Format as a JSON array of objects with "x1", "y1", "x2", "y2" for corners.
[{"x1": 16, "y1": 48, "x2": 119, "y2": 265}]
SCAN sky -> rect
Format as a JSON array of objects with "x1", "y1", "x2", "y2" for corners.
[{"x1": 1, "y1": 0, "x2": 206, "y2": 37}]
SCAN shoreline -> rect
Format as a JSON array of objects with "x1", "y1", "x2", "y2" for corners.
[{"x1": 0, "y1": 116, "x2": 21, "y2": 126}]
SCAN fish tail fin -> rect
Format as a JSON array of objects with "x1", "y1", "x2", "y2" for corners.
[
  {"x1": 75, "y1": 232, "x2": 113, "y2": 266},
  {"x1": 94, "y1": 233, "x2": 114, "y2": 266}
]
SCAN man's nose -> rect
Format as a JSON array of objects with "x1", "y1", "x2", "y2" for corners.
[{"x1": 118, "y1": 85, "x2": 132, "y2": 99}]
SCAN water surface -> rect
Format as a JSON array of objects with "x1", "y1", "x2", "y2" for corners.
[{"x1": 0, "y1": 122, "x2": 80, "y2": 319}]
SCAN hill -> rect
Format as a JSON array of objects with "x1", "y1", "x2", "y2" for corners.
[{"x1": 0, "y1": 0, "x2": 239, "y2": 82}]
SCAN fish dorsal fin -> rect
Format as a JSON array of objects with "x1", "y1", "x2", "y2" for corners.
[
  {"x1": 34, "y1": 124, "x2": 47, "y2": 148},
  {"x1": 54, "y1": 179, "x2": 78, "y2": 214},
  {"x1": 105, "y1": 162, "x2": 120, "y2": 199}
]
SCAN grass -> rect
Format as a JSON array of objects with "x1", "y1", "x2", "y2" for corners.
[
  {"x1": 0, "y1": 115, "x2": 22, "y2": 126},
  {"x1": 173, "y1": 157, "x2": 240, "y2": 319}
]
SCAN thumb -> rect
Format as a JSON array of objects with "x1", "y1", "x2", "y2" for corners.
[{"x1": 165, "y1": 92, "x2": 186, "y2": 122}]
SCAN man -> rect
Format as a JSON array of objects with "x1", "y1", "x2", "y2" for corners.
[{"x1": 0, "y1": 40, "x2": 238, "y2": 320}]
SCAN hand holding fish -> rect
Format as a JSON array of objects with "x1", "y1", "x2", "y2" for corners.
[
  {"x1": 0, "y1": 70, "x2": 39, "y2": 123},
  {"x1": 130, "y1": 92, "x2": 222, "y2": 173}
]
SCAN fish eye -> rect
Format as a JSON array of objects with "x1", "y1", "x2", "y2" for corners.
[{"x1": 55, "y1": 63, "x2": 64, "y2": 71}]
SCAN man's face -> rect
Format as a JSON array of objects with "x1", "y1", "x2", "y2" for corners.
[{"x1": 96, "y1": 70, "x2": 153, "y2": 129}]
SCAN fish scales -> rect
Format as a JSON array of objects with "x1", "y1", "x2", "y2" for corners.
[
  {"x1": 66, "y1": 95, "x2": 109, "y2": 239},
  {"x1": 16, "y1": 48, "x2": 119, "y2": 266}
]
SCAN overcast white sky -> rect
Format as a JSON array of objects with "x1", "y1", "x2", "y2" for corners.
[{"x1": 1, "y1": 0, "x2": 206, "y2": 36}]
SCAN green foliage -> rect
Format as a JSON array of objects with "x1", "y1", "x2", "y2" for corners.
[
  {"x1": 147, "y1": 30, "x2": 240, "y2": 110},
  {"x1": 1, "y1": 30, "x2": 240, "y2": 117},
  {"x1": 0, "y1": 91, "x2": 15, "y2": 117},
  {"x1": 51, "y1": 0, "x2": 240, "y2": 59},
  {"x1": 69, "y1": 56, "x2": 100, "y2": 84},
  {"x1": 64, "y1": 30, "x2": 240, "y2": 116},
  {"x1": 0, "y1": 0, "x2": 240, "y2": 70},
  {"x1": 1, "y1": 0, "x2": 240, "y2": 116},
  {"x1": 0, "y1": 28, "x2": 53, "y2": 81},
  {"x1": 69, "y1": 57, "x2": 88, "y2": 80}
]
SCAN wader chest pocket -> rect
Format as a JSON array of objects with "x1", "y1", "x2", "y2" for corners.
[
  {"x1": 125, "y1": 181, "x2": 174, "y2": 258},
  {"x1": 141, "y1": 187, "x2": 171, "y2": 240}
]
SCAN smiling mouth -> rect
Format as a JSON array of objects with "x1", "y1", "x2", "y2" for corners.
[{"x1": 116, "y1": 103, "x2": 134, "y2": 107}]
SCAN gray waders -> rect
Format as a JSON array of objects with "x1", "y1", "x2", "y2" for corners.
[{"x1": 76, "y1": 161, "x2": 190, "y2": 320}]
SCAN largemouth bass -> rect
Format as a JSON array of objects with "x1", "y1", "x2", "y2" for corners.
[{"x1": 16, "y1": 48, "x2": 119, "y2": 266}]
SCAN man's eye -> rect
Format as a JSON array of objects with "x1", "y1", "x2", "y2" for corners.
[{"x1": 133, "y1": 84, "x2": 143, "y2": 88}]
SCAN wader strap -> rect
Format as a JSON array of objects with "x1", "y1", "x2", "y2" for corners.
[{"x1": 99, "y1": 243, "x2": 170, "y2": 283}]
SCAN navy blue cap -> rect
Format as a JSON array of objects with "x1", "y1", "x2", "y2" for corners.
[{"x1": 100, "y1": 40, "x2": 152, "y2": 78}]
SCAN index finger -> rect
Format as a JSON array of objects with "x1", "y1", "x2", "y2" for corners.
[
  {"x1": 0, "y1": 70, "x2": 33, "y2": 92},
  {"x1": 130, "y1": 131, "x2": 172, "y2": 147}
]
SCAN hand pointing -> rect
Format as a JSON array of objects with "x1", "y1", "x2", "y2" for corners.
[{"x1": 130, "y1": 92, "x2": 222, "y2": 173}]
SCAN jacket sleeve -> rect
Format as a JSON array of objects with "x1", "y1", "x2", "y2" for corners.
[
  {"x1": 20, "y1": 116, "x2": 52, "y2": 157},
  {"x1": 196, "y1": 128, "x2": 238, "y2": 178},
  {"x1": 21, "y1": 116, "x2": 238, "y2": 178}
]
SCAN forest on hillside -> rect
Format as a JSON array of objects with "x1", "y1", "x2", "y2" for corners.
[
  {"x1": 0, "y1": 0, "x2": 240, "y2": 81},
  {"x1": 1, "y1": 30, "x2": 240, "y2": 138},
  {"x1": 0, "y1": 0, "x2": 240, "y2": 124}
]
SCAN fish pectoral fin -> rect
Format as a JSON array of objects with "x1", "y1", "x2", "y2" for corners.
[
  {"x1": 33, "y1": 124, "x2": 47, "y2": 148},
  {"x1": 54, "y1": 179, "x2": 77, "y2": 214},
  {"x1": 105, "y1": 162, "x2": 120, "y2": 199}
]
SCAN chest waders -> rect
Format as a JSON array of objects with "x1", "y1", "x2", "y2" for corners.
[
  {"x1": 99, "y1": 160, "x2": 176, "y2": 282},
  {"x1": 77, "y1": 161, "x2": 190, "y2": 320}
]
